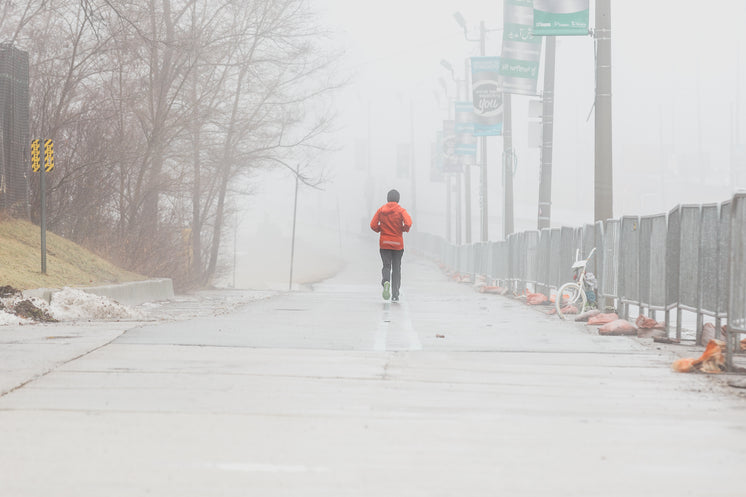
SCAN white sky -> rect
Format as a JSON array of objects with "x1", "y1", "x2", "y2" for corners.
[{"x1": 241, "y1": 0, "x2": 746, "y2": 255}]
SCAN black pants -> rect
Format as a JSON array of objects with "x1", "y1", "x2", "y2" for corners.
[{"x1": 380, "y1": 249, "x2": 404, "y2": 298}]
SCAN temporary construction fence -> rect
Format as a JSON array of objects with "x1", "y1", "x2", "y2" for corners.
[{"x1": 410, "y1": 193, "x2": 746, "y2": 372}]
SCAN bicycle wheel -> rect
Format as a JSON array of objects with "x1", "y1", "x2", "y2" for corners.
[{"x1": 555, "y1": 282, "x2": 587, "y2": 320}]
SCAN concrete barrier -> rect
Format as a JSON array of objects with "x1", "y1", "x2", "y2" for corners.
[
  {"x1": 24, "y1": 278, "x2": 174, "y2": 306},
  {"x1": 80, "y1": 278, "x2": 174, "y2": 305}
]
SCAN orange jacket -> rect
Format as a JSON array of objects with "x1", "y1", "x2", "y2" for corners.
[{"x1": 370, "y1": 201, "x2": 412, "y2": 250}]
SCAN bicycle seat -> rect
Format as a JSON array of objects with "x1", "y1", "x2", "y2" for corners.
[{"x1": 571, "y1": 260, "x2": 587, "y2": 269}]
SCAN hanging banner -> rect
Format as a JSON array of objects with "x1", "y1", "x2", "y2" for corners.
[
  {"x1": 442, "y1": 120, "x2": 462, "y2": 173},
  {"x1": 500, "y1": 0, "x2": 543, "y2": 96},
  {"x1": 455, "y1": 102, "x2": 478, "y2": 156},
  {"x1": 430, "y1": 133, "x2": 444, "y2": 182},
  {"x1": 533, "y1": 0, "x2": 589, "y2": 36},
  {"x1": 396, "y1": 143, "x2": 410, "y2": 179},
  {"x1": 470, "y1": 57, "x2": 503, "y2": 136}
]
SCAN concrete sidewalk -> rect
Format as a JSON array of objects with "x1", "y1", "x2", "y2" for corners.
[{"x1": 0, "y1": 250, "x2": 744, "y2": 496}]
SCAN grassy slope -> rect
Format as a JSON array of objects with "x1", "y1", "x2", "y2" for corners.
[{"x1": 0, "y1": 217, "x2": 145, "y2": 290}]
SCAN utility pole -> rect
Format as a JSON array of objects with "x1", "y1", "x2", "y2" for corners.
[
  {"x1": 503, "y1": 93, "x2": 514, "y2": 237},
  {"x1": 288, "y1": 163, "x2": 300, "y2": 292},
  {"x1": 500, "y1": 0, "x2": 515, "y2": 239},
  {"x1": 537, "y1": 36, "x2": 556, "y2": 230},
  {"x1": 594, "y1": 0, "x2": 613, "y2": 222},
  {"x1": 479, "y1": 21, "x2": 489, "y2": 241},
  {"x1": 453, "y1": 13, "x2": 490, "y2": 242},
  {"x1": 441, "y1": 59, "x2": 465, "y2": 245},
  {"x1": 462, "y1": 66, "x2": 472, "y2": 244}
]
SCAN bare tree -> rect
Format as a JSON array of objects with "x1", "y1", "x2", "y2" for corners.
[{"x1": 3, "y1": 0, "x2": 343, "y2": 289}]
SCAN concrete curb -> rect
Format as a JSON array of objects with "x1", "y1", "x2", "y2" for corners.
[{"x1": 24, "y1": 278, "x2": 174, "y2": 306}]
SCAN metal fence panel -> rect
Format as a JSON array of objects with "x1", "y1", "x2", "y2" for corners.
[
  {"x1": 525, "y1": 231, "x2": 539, "y2": 284},
  {"x1": 510, "y1": 234, "x2": 521, "y2": 283},
  {"x1": 729, "y1": 194, "x2": 746, "y2": 332},
  {"x1": 648, "y1": 215, "x2": 667, "y2": 309},
  {"x1": 718, "y1": 200, "x2": 731, "y2": 315},
  {"x1": 619, "y1": 216, "x2": 640, "y2": 304},
  {"x1": 679, "y1": 205, "x2": 701, "y2": 310},
  {"x1": 666, "y1": 206, "x2": 681, "y2": 310},
  {"x1": 536, "y1": 229, "x2": 551, "y2": 294},
  {"x1": 639, "y1": 216, "x2": 652, "y2": 308},
  {"x1": 602, "y1": 219, "x2": 620, "y2": 300},
  {"x1": 549, "y1": 228, "x2": 562, "y2": 288},
  {"x1": 559, "y1": 227, "x2": 576, "y2": 284},
  {"x1": 507, "y1": 233, "x2": 518, "y2": 283},
  {"x1": 581, "y1": 224, "x2": 595, "y2": 261},
  {"x1": 593, "y1": 221, "x2": 605, "y2": 299},
  {"x1": 699, "y1": 204, "x2": 719, "y2": 315}
]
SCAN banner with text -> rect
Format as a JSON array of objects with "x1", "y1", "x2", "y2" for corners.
[
  {"x1": 470, "y1": 57, "x2": 503, "y2": 136},
  {"x1": 442, "y1": 120, "x2": 462, "y2": 173},
  {"x1": 533, "y1": 0, "x2": 589, "y2": 36},
  {"x1": 455, "y1": 102, "x2": 478, "y2": 156},
  {"x1": 500, "y1": 0, "x2": 543, "y2": 96}
]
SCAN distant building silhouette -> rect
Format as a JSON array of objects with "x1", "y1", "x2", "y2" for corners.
[{"x1": 0, "y1": 44, "x2": 29, "y2": 215}]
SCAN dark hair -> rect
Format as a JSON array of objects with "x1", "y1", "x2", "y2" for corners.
[{"x1": 387, "y1": 189, "x2": 400, "y2": 203}]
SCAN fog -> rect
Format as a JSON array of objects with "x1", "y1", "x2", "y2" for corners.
[{"x1": 230, "y1": 0, "x2": 746, "y2": 289}]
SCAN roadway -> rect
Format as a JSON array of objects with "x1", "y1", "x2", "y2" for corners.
[{"x1": 0, "y1": 246, "x2": 744, "y2": 496}]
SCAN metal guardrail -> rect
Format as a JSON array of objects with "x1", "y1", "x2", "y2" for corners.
[{"x1": 410, "y1": 193, "x2": 746, "y2": 371}]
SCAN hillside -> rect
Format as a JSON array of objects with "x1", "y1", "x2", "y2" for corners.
[{"x1": 0, "y1": 216, "x2": 145, "y2": 290}]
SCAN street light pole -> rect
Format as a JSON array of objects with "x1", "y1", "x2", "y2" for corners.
[
  {"x1": 454, "y1": 12, "x2": 489, "y2": 242},
  {"x1": 441, "y1": 59, "x2": 466, "y2": 244},
  {"x1": 595, "y1": 0, "x2": 613, "y2": 222},
  {"x1": 503, "y1": 93, "x2": 514, "y2": 238},
  {"x1": 462, "y1": 62, "x2": 472, "y2": 244},
  {"x1": 479, "y1": 21, "x2": 488, "y2": 242},
  {"x1": 537, "y1": 36, "x2": 556, "y2": 230}
]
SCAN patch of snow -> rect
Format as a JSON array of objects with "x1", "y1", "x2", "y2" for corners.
[
  {"x1": 49, "y1": 287, "x2": 145, "y2": 321},
  {"x1": 0, "y1": 309, "x2": 30, "y2": 325}
]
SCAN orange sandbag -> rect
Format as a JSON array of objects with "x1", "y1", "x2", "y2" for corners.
[
  {"x1": 691, "y1": 339, "x2": 726, "y2": 373},
  {"x1": 598, "y1": 319, "x2": 637, "y2": 335},
  {"x1": 672, "y1": 339, "x2": 726, "y2": 374},
  {"x1": 672, "y1": 358, "x2": 696, "y2": 373},
  {"x1": 588, "y1": 313, "x2": 618, "y2": 325},
  {"x1": 479, "y1": 286, "x2": 506, "y2": 295},
  {"x1": 560, "y1": 304, "x2": 578, "y2": 315},
  {"x1": 526, "y1": 293, "x2": 548, "y2": 305},
  {"x1": 575, "y1": 309, "x2": 601, "y2": 322},
  {"x1": 635, "y1": 314, "x2": 665, "y2": 330}
]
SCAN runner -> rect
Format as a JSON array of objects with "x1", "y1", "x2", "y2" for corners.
[{"x1": 370, "y1": 189, "x2": 413, "y2": 302}]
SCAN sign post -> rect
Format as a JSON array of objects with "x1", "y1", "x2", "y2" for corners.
[{"x1": 32, "y1": 139, "x2": 53, "y2": 274}]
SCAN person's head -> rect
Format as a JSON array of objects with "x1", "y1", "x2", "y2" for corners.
[{"x1": 387, "y1": 189, "x2": 400, "y2": 203}]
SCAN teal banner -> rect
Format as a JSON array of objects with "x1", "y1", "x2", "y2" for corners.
[
  {"x1": 500, "y1": 0, "x2": 543, "y2": 96},
  {"x1": 442, "y1": 120, "x2": 462, "y2": 173},
  {"x1": 470, "y1": 57, "x2": 503, "y2": 136},
  {"x1": 533, "y1": 0, "x2": 589, "y2": 36},
  {"x1": 455, "y1": 102, "x2": 477, "y2": 156}
]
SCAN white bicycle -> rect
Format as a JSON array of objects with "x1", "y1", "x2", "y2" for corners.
[{"x1": 555, "y1": 247, "x2": 597, "y2": 320}]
